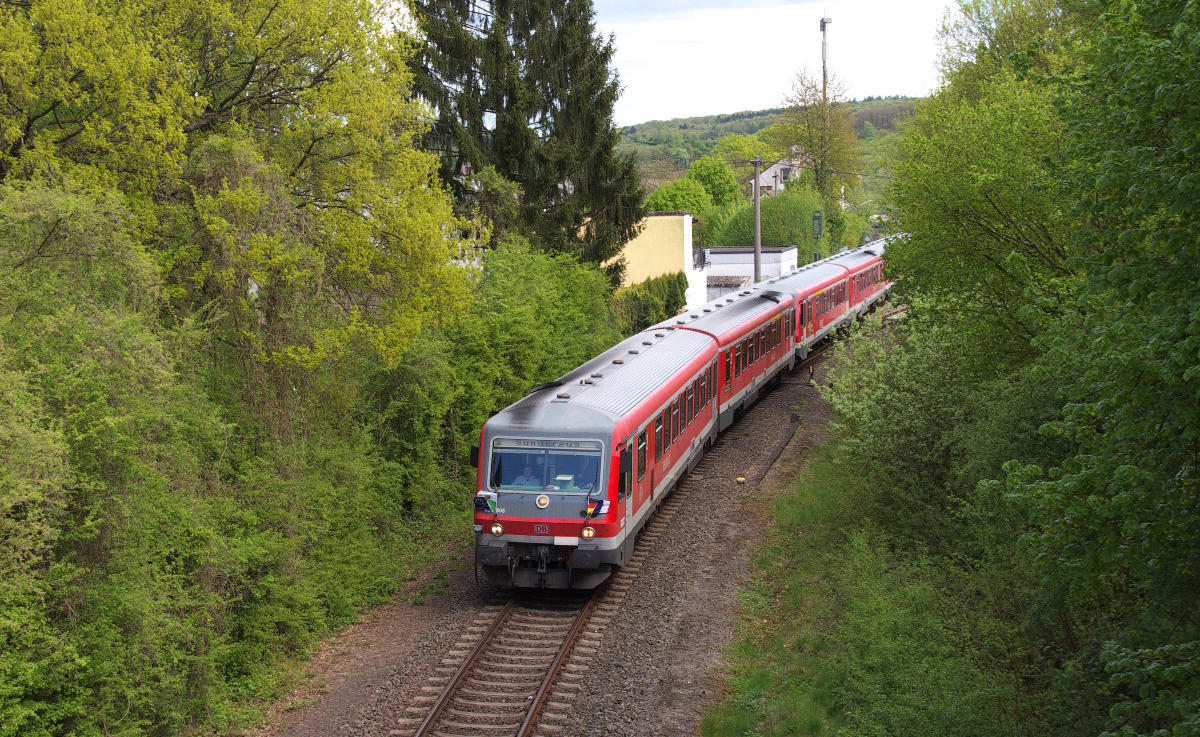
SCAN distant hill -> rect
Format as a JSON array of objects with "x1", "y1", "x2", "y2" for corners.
[{"x1": 620, "y1": 96, "x2": 918, "y2": 183}]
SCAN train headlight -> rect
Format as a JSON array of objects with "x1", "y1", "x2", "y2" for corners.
[
  {"x1": 490, "y1": 522, "x2": 504, "y2": 536},
  {"x1": 581, "y1": 526, "x2": 595, "y2": 540}
]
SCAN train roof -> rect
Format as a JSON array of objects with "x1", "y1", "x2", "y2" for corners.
[
  {"x1": 487, "y1": 329, "x2": 714, "y2": 438},
  {"x1": 824, "y1": 244, "x2": 886, "y2": 270},
  {"x1": 766, "y1": 262, "x2": 847, "y2": 294},
  {"x1": 645, "y1": 286, "x2": 788, "y2": 337},
  {"x1": 765, "y1": 241, "x2": 889, "y2": 294}
]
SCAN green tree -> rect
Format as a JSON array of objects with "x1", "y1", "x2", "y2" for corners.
[
  {"x1": 886, "y1": 73, "x2": 1076, "y2": 360},
  {"x1": 706, "y1": 186, "x2": 828, "y2": 253},
  {"x1": 712, "y1": 132, "x2": 783, "y2": 196},
  {"x1": 409, "y1": 0, "x2": 645, "y2": 270},
  {"x1": 686, "y1": 155, "x2": 742, "y2": 207},
  {"x1": 765, "y1": 68, "x2": 862, "y2": 198},
  {"x1": 1009, "y1": 0, "x2": 1200, "y2": 609},
  {"x1": 645, "y1": 177, "x2": 712, "y2": 214}
]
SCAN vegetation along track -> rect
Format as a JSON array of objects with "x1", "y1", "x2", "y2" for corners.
[{"x1": 394, "y1": 341, "x2": 841, "y2": 737}]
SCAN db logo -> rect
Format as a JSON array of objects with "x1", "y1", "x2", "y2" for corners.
[{"x1": 534, "y1": 524, "x2": 549, "y2": 534}]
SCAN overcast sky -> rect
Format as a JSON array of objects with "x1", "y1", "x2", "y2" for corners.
[{"x1": 593, "y1": 0, "x2": 951, "y2": 126}]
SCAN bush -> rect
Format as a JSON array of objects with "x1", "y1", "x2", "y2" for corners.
[{"x1": 612, "y1": 271, "x2": 689, "y2": 334}]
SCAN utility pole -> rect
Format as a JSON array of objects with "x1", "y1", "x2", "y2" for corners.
[
  {"x1": 820, "y1": 16, "x2": 832, "y2": 103},
  {"x1": 753, "y1": 156, "x2": 762, "y2": 282}
]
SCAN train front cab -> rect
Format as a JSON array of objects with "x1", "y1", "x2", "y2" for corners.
[{"x1": 474, "y1": 432, "x2": 626, "y2": 590}]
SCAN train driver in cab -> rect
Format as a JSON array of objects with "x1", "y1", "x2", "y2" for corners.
[{"x1": 512, "y1": 465, "x2": 541, "y2": 487}]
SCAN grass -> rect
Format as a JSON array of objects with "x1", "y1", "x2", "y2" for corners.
[
  {"x1": 703, "y1": 443, "x2": 1041, "y2": 737},
  {"x1": 702, "y1": 445, "x2": 849, "y2": 737}
]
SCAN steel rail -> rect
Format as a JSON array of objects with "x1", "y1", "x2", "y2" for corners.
[
  {"x1": 515, "y1": 588, "x2": 604, "y2": 737},
  {"x1": 411, "y1": 597, "x2": 517, "y2": 737}
]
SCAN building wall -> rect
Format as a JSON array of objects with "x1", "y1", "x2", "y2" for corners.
[
  {"x1": 704, "y1": 247, "x2": 799, "y2": 279},
  {"x1": 612, "y1": 212, "x2": 707, "y2": 311}
]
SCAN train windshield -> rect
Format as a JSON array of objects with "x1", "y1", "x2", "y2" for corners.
[{"x1": 489, "y1": 439, "x2": 604, "y2": 493}]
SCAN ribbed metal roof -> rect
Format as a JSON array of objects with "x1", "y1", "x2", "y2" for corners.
[
  {"x1": 506, "y1": 329, "x2": 713, "y2": 421},
  {"x1": 646, "y1": 287, "x2": 784, "y2": 336},
  {"x1": 768, "y1": 262, "x2": 847, "y2": 294},
  {"x1": 825, "y1": 247, "x2": 883, "y2": 269}
]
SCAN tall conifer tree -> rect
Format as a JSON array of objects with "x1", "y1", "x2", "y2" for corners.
[{"x1": 408, "y1": 0, "x2": 644, "y2": 271}]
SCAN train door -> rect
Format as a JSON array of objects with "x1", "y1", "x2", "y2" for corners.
[{"x1": 633, "y1": 430, "x2": 646, "y2": 535}]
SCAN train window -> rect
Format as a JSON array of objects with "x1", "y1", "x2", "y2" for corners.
[
  {"x1": 662, "y1": 409, "x2": 671, "y2": 451},
  {"x1": 725, "y1": 351, "x2": 731, "y2": 386},
  {"x1": 693, "y1": 378, "x2": 699, "y2": 412},
  {"x1": 686, "y1": 386, "x2": 693, "y2": 425},
  {"x1": 654, "y1": 416, "x2": 663, "y2": 460},
  {"x1": 489, "y1": 439, "x2": 603, "y2": 492},
  {"x1": 700, "y1": 372, "x2": 707, "y2": 408},
  {"x1": 672, "y1": 398, "x2": 680, "y2": 440},
  {"x1": 734, "y1": 345, "x2": 741, "y2": 376},
  {"x1": 637, "y1": 430, "x2": 647, "y2": 481}
]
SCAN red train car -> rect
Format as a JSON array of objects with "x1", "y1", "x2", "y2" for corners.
[{"x1": 473, "y1": 241, "x2": 892, "y2": 588}]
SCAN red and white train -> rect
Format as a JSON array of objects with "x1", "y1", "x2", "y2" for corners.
[{"x1": 472, "y1": 240, "x2": 892, "y2": 588}]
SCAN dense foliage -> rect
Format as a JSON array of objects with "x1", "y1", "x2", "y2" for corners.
[
  {"x1": 0, "y1": 1, "x2": 627, "y2": 734},
  {"x1": 611, "y1": 271, "x2": 690, "y2": 334},
  {"x1": 708, "y1": 0, "x2": 1200, "y2": 735}
]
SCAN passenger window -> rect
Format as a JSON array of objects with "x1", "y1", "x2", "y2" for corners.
[
  {"x1": 655, "y1": 416, "x2": 663, "y2": 460},
  {"x1": 637, "y1": 430, "x2": 647, "y2": 480},
  {"x1": 662, "y1": 409, "x2": 671, "y2": 451},
  {"x1": 734, "y1": 345, "x2": 741, "y2": 376},
  {"x1": 672, "y1": 398, "x2": 680, "y2": 440},
  {"x1": 700, "y1": 373, "x2": 707, "y2": 407},
  {"x1": 725, "y1": 351, "x2": 731, "y2": 386}
]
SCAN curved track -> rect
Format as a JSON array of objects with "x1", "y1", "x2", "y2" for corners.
[{"x1": 395, "y1": 336, "x2": 849, "y2": 737}]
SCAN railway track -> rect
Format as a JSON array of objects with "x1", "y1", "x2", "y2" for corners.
[
  {"x1": 395, "y1": 492, "x2": 690, "y2": 737},
  {"x1": 393, "y1": 342, "x2": 844, "y2": 737},
  {"x1": 397, "y1": 589, "x2": 600, "y2": 737}
]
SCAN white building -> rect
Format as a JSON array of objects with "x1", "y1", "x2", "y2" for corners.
[
  {"x1": 752, "y1": 157, "x2": 803, "y2": 196},
  {"x1": 703, "y1": 245, "x2": 799, "y2": 299}
]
